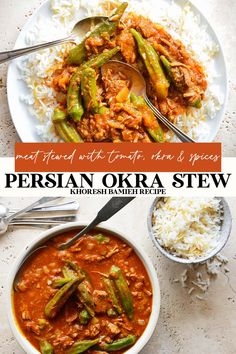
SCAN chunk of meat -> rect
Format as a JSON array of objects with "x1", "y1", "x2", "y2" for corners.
[
  {"x1": 25, "y1": 321, "x2": 41, "y2": 335},
  {"x1": 106, "y1": 322, "x2": 121, "y2": 336},
  {"x1": 52, "y1": 334, "x2": 74, "y2": 349},
  {"x1": 85, "y1": 36, "x2": 105, "y2": 54},
  {"x1": 158, "y1": 97, "x2": 186, "y2": 121},
  {"x1": 93, "y1": 290, "x2": 110, "y2": 314},
  {"x1": 51, "y1": 66, "x2": 76, "y2": 93},
  {"x1": 21, "y1": 309, "x2": 31, "y2": 320},
  {"x1": 117, "y1": 29, "x2": 137, "y2": 63},
  {"x1": 112, "y1": 103, "x2": 143, "y2": 129},
  {"x1": 78, "y1": 113, "x2": 111, "y2": 142},
  {"x1": 124, "y1": 14, "x2": 157, "y2": 38},
  {"x1": 17, "y1": 280, "x2": 29, "y2": 292},
  {"x1": 84, "y1": 323, "x2": 101, "y2": 338},
  {"x1": 102, "y1": 68, "x2": 130, "y2": 101}
]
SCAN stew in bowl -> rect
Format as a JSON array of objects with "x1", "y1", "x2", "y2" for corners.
[{"x1": 7, "y1": 223, "x2": 160, "y2": 354}]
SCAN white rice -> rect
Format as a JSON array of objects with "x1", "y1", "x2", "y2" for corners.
[
  {"x1": 152, "y1": 197, "x2": 223, "y2": 259},
  {"x1": 176, "y1": 253, "x2": 229, "y2": 299},
  {"x1": 17, "y1": 0, "x2": 223, "y2": 142}
]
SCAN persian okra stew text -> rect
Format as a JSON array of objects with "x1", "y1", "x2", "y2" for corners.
[
  {"x1": 50, "y1": 2, "x2": 207, "y2": 143},
  {"x1": 13, "y1": 230, "x2": 153, "y2": 354}
]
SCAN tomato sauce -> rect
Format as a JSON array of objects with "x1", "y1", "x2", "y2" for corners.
[{"x1": 13, "y1": 230, "x2": 153, "y2": 354}]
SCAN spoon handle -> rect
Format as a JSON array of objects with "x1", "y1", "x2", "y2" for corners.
[
  {"x1": 6, "y1": 197, "x2": 62, "y2": 222},
  {"x1": 144, "y1": 96, "x2": 195, "y2": 143},
  {"x1": 9, "y1": 201, "x2": 80, "y2": 213},
  {"x1": 59, "y1": 197, "x2": 135, "y2": 250},
  {"x1": 0, "y1": 36, "x2": 71, "y2": 64}
]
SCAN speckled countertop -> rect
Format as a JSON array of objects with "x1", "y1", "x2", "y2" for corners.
[
  {"x1": 0, "y1": 0, "x2": 236, "y2": 155},
  {"x1": 0, "y1": 196, "x2": 235, "y2": 354}
]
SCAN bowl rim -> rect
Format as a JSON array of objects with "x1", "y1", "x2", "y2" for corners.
[
  {"x1": 6, "y1": 221, "x2": 161, "y2": 354},
  {"x1": 147, "y1": 197, "x2": 232, "y2": 264}
]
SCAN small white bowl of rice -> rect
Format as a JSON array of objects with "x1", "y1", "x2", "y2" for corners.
[{"x1": 148, "y1": 197, "x2": 232, "y2": 264}]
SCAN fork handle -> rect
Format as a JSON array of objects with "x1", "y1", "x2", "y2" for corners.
[
  {"x1": 6, "y1": 197, "x2": 61, "y2": 222},
  {"x1": 144, "y1": 96, "x2": 195, "y2": 143},
  {"x1": 0, "y1": 36, "x2": 71, "y2": 64}
]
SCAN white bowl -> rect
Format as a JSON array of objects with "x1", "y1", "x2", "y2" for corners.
[
  {"x1": 147, "y1": 197, "x2": 232, "y2": 264},
  {"x1": 6, "y1": 222, "x2": 161, "y2": 354}
]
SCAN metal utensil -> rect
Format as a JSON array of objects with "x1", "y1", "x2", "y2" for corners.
[
  {"x1": 10, "y1": 221, "x2": 71, "y2": 226},
  {"x1": 102, "y1": 60, "x2": 195, "y2": 143},
  {"x1": 147, "y1": 197, "x2": 232, "y2": 264},
  {"x1": 59, "y1": 197, "x2": 135, "y2": 250},
  {"x1": 13, "y1": 197, "x2": 135, "y2": 289},
  {"x1": 9, "y1": 201, "x2": 80, "y2": 213},
  {"x1": 12, "y1": 215, "x2": 77, "y2": 222},
  {"x1": 10, "y1": 217, "x2": 76, "y2": 225},
  {"x1": 0, "y1": 197, "x2": 61, "y2": 234},
  {"x1": 0, "y1": 16, "x2": 107, "y2": 64}
]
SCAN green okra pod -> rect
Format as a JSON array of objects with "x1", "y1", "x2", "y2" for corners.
[
  {"x1": 52, "y1": 107, "x2": 67, "y2": 122},
  {"x1": 97, "y1": 106, "x2": 109, "y2": 114},
  {"x1": 52, "y1": 108, "x2": 83, "y2": 142},
  {"x1": 192, "y1": 97, "x2": 202, "y2": 108},
  {"x1": 95, "y1": 233, "x2": 110, "y2": 243},
  {"x1": 45, "y1": 277, "x2": 82, "y2": 319},
  {"x1": 79, "y1": 309, "x2": 91, "y2": 325},
  {"x1": 99, "y1": 335, "x2": 136, "y2": 352},
  {"x1": 109, "y1": 265, "x2": 133, "y2": 320},
  {"x1": 67, "y1": 47, "x2": 120, "y2": 122},
  {"x1": 160, "y1": 55, "x2": 202, "y2": 108},
  {"x1": 54, "y1": 121, "x2": 83, "y2": 142},
  {"x1": 160, "y1": 55, "x2": 185, "y2": 92},
  {"x1": 81, "y1": 67, "x2": 99, "y2": 113},
  {"x1": 67, "y1": 80, "x2": 84, "y2": 123},
  {"x1": 67, "y1": 2, "x2": 127, "y2": 65},
  {"x1": 130, "y1": 29, "x2": 169, "y2": 100},
  {"x1": 52, "y1": 277, "x2": 71, "y2": 288},
  {"x1": 107, "y1": 308, "x2": 117, "y2": 317},
  {"x1": 78, "y1": 281, "x2": 95, "y2": 317},
  {"x1": 39, "y1": 340, "x2": 54, "y2": 354},
  {"x1": 67, "y1": 338, "x2": 100, "y2": 354},
  {"x1": 63, "y1": 261, "x2": 95, "y2": 317},
  {"x1": 102, "y1": 277, "x2": 122, "y2": 315},
  {"x1": 84, "y1": 47, "x2": 120, "y2": 70},
  {"x1": 159, "y1": 55, "x2": 171, "y2": 79},
  {"x1": 62, "y1": 265, "x2": 77, "y2": 279},
  {"x1": 64, "y1": 261, "x2": 89, "y2": 280},
  {"x1": 130, "y1": 92, "x2": 164, "y2": 142}
]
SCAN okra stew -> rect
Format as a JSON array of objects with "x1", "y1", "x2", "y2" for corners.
[
  {"x1": 13, "y1": 229, "x2": 153, "y2": 354},
  {"x1": 51, "y1": 2, "x2": 207, "y2": 143}
]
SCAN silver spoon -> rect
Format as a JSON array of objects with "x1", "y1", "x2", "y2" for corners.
[
  {"x1": 9, "y1": 201, "x2": 80, "y2": 213},
  {"x1": 59, "y1": 197, "x2": 135, "y2": 250},
  {"x1": 102, "y1": 60, "x2": 195, "y2": 143},
  {"x1": 0, "y1": 197, "x2": 61, "y2": 234},
  {"x1": 0, "y1": 16, "x2": 107, "y2": 64}
]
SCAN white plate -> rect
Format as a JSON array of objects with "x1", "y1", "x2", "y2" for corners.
[{"x1": 7, "y1": 0, "x2": 228, "y2": 143}]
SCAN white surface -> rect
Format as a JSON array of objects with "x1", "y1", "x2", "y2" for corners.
[
  {"x1": 0, "y1": 0, "x2": 232, "y2": 149},
  {"x1": 0, "y1": 196, "x2": 236, "y2": 354}
]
